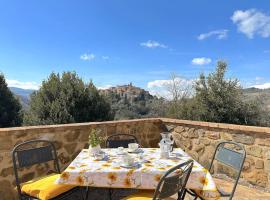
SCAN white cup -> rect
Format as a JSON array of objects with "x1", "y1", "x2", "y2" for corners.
[
  {"x1": 128, "y1": 143, "x2": 139, "y2": 151},
  {"x1": 122, "y1": 154, "x2": 134, "y2": 166}
]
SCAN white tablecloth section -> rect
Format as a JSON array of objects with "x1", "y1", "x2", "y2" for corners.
[{"x1": 56, "y1": 148, "x2": 220, "y2": 200}]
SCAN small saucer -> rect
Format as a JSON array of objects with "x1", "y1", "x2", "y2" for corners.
[
  {"x1": 120, "y1": 162, "x2": 141, "y2": 169},
  {"x1": 127, "y1": 148, "x2": 143, "y2": 154}
]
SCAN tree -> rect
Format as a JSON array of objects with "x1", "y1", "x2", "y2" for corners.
[
  {"x1": 165, "y1": 73, "x2": 193, "y2": 118},
  {"x1": 0, "y1": 73, "x2": 22, "y2": 127},
  {"x1": 24, "y1": 72, "x2": 112, "y2": 125},
  {"x1": 189, "y1": 61, "x2": 263, "y2": 125}
]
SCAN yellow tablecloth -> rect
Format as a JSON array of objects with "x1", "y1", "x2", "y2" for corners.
[{"x1": 56, "y1": 148, "x2": 220, "y2": 199}]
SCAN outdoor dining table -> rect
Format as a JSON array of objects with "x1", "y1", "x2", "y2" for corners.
[{"x1": 55, "y1": 148, "x2": 220, "y2": 200}]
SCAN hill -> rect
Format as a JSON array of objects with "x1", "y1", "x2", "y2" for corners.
[
  {"x1": 9, "y1": 87, "x2": 35, "y2": 110},
  {"x1": 243, "y1": 87, "x2": 270, "y2": 110},
  {"x1": 100, "y1": 83, "x2": 162, "y2": 119}
]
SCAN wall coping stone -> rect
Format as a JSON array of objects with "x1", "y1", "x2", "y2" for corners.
[
  {"x1": 0, "y1": 118, "x2": 162, "y2": 135},
  {"x1": 1, "y1": 117, "x2": 270, "y2": 135},
  {"x1": 160, "y1": 118, "x2": 270, "y2": 135}
]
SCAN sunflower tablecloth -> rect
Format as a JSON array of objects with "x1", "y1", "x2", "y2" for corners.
[{"x1": 56, "y1": 148, "x2": 220, "y2": 200}]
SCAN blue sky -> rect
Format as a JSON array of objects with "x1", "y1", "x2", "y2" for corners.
[{"x1": 0, "y1": 0, "x2": 270, "y2": 94}]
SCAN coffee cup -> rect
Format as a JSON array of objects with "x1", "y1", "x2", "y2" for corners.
[
  {"x1": 122, "y1": 154, "x2": 134, "y2": 166},
  {"x1": 128, "y1": 143, "x2": 139, "y2": 151}
]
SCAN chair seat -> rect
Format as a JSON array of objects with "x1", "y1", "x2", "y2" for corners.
[
  {"x1": 122, "y1": 190, "x2": 175, "y2": 200},
  {"x1": 21, "y1": 174, "x2": 76, "y2": 200}
]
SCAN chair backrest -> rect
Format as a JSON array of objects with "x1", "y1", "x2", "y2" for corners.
[
  {"x1": 106, "y1": 133, "x2": 139, "y2": 148},
  {"x1": 209, "y1": 141, "x2": 246, "y2": 200},
  {"x1": 153, "y1": 160, "x2": 193, "y2": 200},
  {"x1": 12, "y1": 140, "x2": 60, "y2": 199}
]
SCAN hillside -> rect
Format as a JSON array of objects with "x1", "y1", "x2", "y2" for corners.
[
  {"x1": 100, "y1": 83, "x2": 161, "y2": 119},
  {"x1": 243, "y1": 87, "x2": 270, "y2": 110},
  {"x1": 9, "y1": 87, "x2": 35, "y2": 110}
]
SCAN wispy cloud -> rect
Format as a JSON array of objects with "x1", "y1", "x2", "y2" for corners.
[
  {"x1": 197, "y1": 29, "x2": 228, "y2": 40},
  {"x1": 7, "y1": 79, "x2": 39, "y2": 90},
  {"x1": 80, "y1": 53, "x2": 95, "y2": 61},
  {"x1": 191, "y1": 57, "x2": 212, "y2": 65},
  {"x1": 140, "y1": 40, "x2": 167, "y2": 48},
  {"x1": 102, "y1": 56, "x2": 109, "y2": 60},
  {"x1": 231, "y1": 9, "x2": 270, "y2": 38}
]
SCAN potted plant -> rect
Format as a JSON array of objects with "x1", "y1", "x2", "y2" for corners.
[{"x1": 88, "y1": 129, "x2": 103, "y2": 156}]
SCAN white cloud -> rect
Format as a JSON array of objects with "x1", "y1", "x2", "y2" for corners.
[
  {"x1": 80, "y1": 53, "x2": 95, "y2": 61},
  {"x1": 251, "y1": 82, "x2": 270, "y2": 89},
  {"x1": 231, "y1": 9, "x2": 270, "y2": 38},
  {"x1": 191, "y1": 57, "x2": 212, "y2": 65},
  {"x1": 197, "y1": 29, "x2": 228, "y2": 40},
  {"x1": 147, "y1": 78, "x2": 193, "y2": 99},
  {"x1": 140, "y1": 40, "x2": 167, "y2": 48},
  {"x1": 7, "y1": 79, "x2": 39, "y2": 90},
  {"x1": 97, "y1": 85, "x2": 112, "y2": 90},
  {"x1": 102, "y1": 56, "x2": 109, "y2": 60}
]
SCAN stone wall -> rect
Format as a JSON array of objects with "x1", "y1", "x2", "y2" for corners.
[
  {"x1": 0, "y1": 118, "x2": 165, "y2": 200},
  {"x1": 161, "y1": 118, "x2": 270, "y2": 189},
  {"x1": 1, "y1": 118, "x2": 270, "y2": 200}
]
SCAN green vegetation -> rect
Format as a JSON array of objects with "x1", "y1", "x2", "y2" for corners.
[
  {"x1": 1, "y1": 62, "x2": 270, "y2": 127},
  {"x1": 88, "y1": 129, "x2": 103, "y2": 147},
  {"x1": 166, "y1": 61, "x2": 270, "y2": 127},
  {"x1": 0, "y1": 74, "x2": 22, "y2": 127},
  {"x1": 24, "y1": 72, "x2": 112, "y2": 125}
]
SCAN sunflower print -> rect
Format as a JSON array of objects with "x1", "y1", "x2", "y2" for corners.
[
  {"x1": 124, "y1": 177, "x2": 132, "y2": 187},
  {"x1": 57, "y1": 148, "x2": 220, "y2": 200},
  {"x1": 60, "y1": 172, "x2": 70, "y2": 180},
  {"x1": 108, "y1": 172, "x2": 117, "y2": 182},
  {"x1": 76, "y1": 176, "x2": 85, "y2": 185},
  {"x1": 154, "y1": 174, "x2": 162, "y2": 182},
  {"x1": 199, "y1": 177, "x2": 209, "y2": 186}
]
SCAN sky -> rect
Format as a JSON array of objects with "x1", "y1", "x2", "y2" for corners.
[{"x1": 0, "y1": 0, "x2": 270, "y2": 96}]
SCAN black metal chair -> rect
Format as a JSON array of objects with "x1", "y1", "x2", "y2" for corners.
[
  {"x1": 122, "y1": 160, "x2": 194, "y2": 200},
  {"x1": 187, "y1": 141, "x2": 246, "y2": 200},
  {"x1": 12, "y1": 139, "x2": 82, "y2": 200},
  {"x1": 106, "y1": 133, "x2": 139, "y2": 148}
]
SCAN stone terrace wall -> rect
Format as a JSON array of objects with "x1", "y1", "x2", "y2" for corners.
[
  {"x1": 0, "y1": 118, "x2": 165, "y2": 200},
  {"x1": 161, "y1": 118, "x2": 270, "y2": 189}
]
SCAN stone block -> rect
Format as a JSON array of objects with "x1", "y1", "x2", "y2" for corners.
[
  {"x1": 187, "y1": 128, "x2": 199, "y2": 138},
  {"x1": 174, "y1": 126, "x2": 185, "y2": 133},
  {"x1": 0, "y1": 180, "x2": 16, "y2": 200},
  {"x1": 0, "y1": 135, "x2": 12, "y2": 151},
  {"x1": 206, "y1": 131, "x2": 220, "y2": 140},
  {"x1": 246, "y1": 146, "x2": 263, "y2": 158},
  {"x1": 64, "y1": 143, "x2": 78, "y2": 155},
  {"x1": 220, "y1": 132, "x2": 232, "y2": 141},
  {"x1": 243, "y1": 156, "x2": 254, "y2": 172},
  {"x1": 200, "y1": 138, "x2": 210, "y2": 145},
  {"x1": 0, "y1": 167, "x2": 13, "y2": 177},
  {"x1": 255, "y1": 160, "x2": 264, "y2": 169},
  {"x1": 256, "y1": 138, "x2": 270, "y2": 147},
  {"x1": 232, "y1": 134, "x2": 255, "y2": 145},
  {"x1": 265, "y1": 160, "x2": 270, "y2": 172},
  {"x1": 65, "y1": 130, "x2": 80, "y2": 142}
]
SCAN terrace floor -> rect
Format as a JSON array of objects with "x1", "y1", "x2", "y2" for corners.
[{"x1": 66, "y1": 178, "x2": 270, "y2": 200}]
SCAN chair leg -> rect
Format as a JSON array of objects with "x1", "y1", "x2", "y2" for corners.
[{"x1": 85, "y1": 187, "x2": 90, "y2": 200}]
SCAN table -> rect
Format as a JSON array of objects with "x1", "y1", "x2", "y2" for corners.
[{"x1": 56, "y1": 148, "x2": 220, "y2": 200}]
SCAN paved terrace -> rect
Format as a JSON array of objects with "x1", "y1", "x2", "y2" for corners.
[{"x1": 0, "y1": 118, "x2": 270, "y2": 200}]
